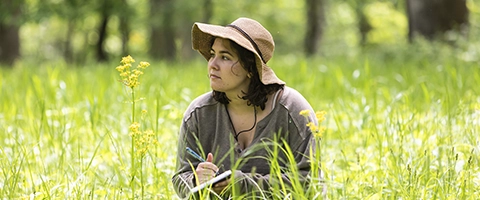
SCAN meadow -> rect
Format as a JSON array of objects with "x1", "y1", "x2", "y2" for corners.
[{"x1": 1, "y1": 42, "x2": 479, "y2": 199}]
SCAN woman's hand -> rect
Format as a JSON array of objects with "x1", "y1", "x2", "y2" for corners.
[
  {"x1": 212, "y1": 179, "x2": 229, "y2": 194},
  {"x1": 195, "y1": 153, "x2": 219, "y2": 184},
  {"x1": 212, "y1": 170, "x2": 243, "y2": 194}
]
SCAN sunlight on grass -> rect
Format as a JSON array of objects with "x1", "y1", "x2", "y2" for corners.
[{"x1": 1, "y1": 44, "x2": 479, "y2": 198}]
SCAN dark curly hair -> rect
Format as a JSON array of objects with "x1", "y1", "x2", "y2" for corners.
[{"x1": 212, "y1": 39, "x2": 284, "y2": 110}]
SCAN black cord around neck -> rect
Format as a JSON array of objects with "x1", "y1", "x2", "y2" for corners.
[{"x1": 225, "y1": 105, "x2": 257, "y2": 141}]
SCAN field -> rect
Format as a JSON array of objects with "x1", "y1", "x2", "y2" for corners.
[{"x1": 1, "y1": 43, "x2": 479, "y2": 199}]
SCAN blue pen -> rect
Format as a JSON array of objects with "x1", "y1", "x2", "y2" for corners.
[
  {"x1": 187, "y1": 147, "x2": 222, "y2": 176},
  {"x1": 186, "y1": 147, "x2": 206, "y2": 162}
]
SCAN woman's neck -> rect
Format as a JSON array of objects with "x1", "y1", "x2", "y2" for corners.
[{"x1": 226, "y1": 94, "x2": 252, "y2": 112}]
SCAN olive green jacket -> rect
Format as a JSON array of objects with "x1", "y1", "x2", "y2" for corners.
[{"x1": 172, "y1": 87, "x2": 318, "y2": 199}]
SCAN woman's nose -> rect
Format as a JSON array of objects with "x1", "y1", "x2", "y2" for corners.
[{"x1": 208, "y1": 57, "x2": 219, "y2": 70}]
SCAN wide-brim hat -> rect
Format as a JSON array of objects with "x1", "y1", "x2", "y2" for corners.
[{"x1": 191, "y1": 17, "x2": 285, "y2": 85}]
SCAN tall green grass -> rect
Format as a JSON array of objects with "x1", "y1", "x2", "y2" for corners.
[{"x1": 1, "y1": 41, "x2": 479, "y2": 199}]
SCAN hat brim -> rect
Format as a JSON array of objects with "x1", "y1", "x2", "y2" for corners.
[{"x1": 192, "y1": 22, "x2": 285, "y2": 85}]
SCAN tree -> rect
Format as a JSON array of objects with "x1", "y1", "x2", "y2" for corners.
[
  {"x1": 96, "y1": 0, "x2": 111, "y2": 62},
  {"x1": 119, "y1": 0, "x2": 131, "y2": 57},
  {"x1": 203, "y1": 0, "x2": 213, "y2": 23},
  {"x1": 353, "y1": 0, "x2": 372, "y2": 45},
  {"x1": 0, "y1": 0, "x2": 22, "y2": 66},
  {"x1": 406, "y1": 0, "x2": 469, "y2": 41},
  {"x1": 149, "y1": 0, "x2": 176, "y2": 61},
  {"x1": 45, "y1": 0, "x2": 96, "y2": 63},
  {"x1": 60, "y1": 0, "x2": 85, "y2": 63},
  {"x1": 95, "y1": 0, "x2": 125, "y2": 62},
  {"x1": 304, "y1": 0, "x2": 326, "y2": 56},
  {"x1": 176, "y1": 0, "x2": 205, "y2": 61}
]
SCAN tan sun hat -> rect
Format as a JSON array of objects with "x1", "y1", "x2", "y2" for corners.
[{"x1": 191, "y1": 17, "x2": 285, "y2": 85}]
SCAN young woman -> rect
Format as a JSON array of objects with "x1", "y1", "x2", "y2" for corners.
[{"x1": 172, "y1": 17, "x2": 319, "y2": 198}]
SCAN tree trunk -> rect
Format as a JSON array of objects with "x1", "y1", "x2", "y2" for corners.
[
  {"x1": 95, "y1": 0, "x2": 113, "y2": 62},
  {"x1": 0, "y1": 0, "x2": 22, "y2": 66},
  {"x1": 149, "y1": 0, "x2": 176, "y2": 61},
  {"x1": 406, "y1": 0, "x2": 469, "y2": 41},
  {"x1": 119, "y1": 17, "x2": 129, "y2": 57},
  {"x1": 119, "y1": 0, "x2": 130, "y2": 56},
  {"x1": 203, "y1": 0, "x2": 213, "y2": 23},
  {"x1": 96, "y1": 13, "x2": 109, "y2": 62},
  {"x1": 355, "y1": 1, "x2": 372, "y2": 46},
  {"x1": 64, "y1": 19, "x2": 75, "y2": 63},
  {"x1": 304, "y1": 0, "x2": 325, "y2": 56},
  {"x1": 0, "y1": 23, "x2": 20, "y2": 66}
]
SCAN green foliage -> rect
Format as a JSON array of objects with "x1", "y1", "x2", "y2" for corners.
[
  {"x1": 9, "y1": 0, "x2": 479, "y2": 64},
  {"x1": 1, "y1": 37, "x2": 480, "y2": 198},
  {"x1": 364, "y1": 1, "x2": 407, "y2": 44}
]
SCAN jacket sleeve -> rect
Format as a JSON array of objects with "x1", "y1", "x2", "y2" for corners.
[{"x1": 171, "y1": 116, "x2": 200, "y2": 199}]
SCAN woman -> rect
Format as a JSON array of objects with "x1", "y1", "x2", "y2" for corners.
[{"x1": 172, "y1": 17, "x2": 318, "y2": 198}]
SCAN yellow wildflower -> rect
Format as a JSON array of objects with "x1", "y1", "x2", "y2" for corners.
[
  {"x1": 306, "y1": 121, "x2": 315, "y2": 128},
  {"x1": 121, "y1": 55, "x2": 135, "y2": 65},
  {"x1": 316, "y1": 111, "x2": 327, "y2": 123},
  {"x1": 144, "y1": 130, "x2": 155, "y2": 137},
  {"x1": 116, "y1": 55, "x2": 150, "y2": 89},
  {"x1": 129, "y1": 122, "x2": 141, "y2": 137},
  {"x1": 307, "y1": 122, "x2": 319, "y2": 132},
  {"x1": 315, "y1": 126, "x2": 326, "y2": 138},
  {"x1": 138, "y1": 61, "x2": 150, "y2": 69},
  {"x1": 299, "y1": 109, "x2": 311, "y2": 117},
  {"x1": 134, "y1": 129, "x2": 157, "y2": 156},
  {"x1": 133, "y1": 69, "x2": 143, "y2": 76},
  {"x1": 129, "y1": 122, "x2": 140, "y2": 132},
  {"x1": 116, "y1": 65, "x2": 125, "y2": 72},
  {"x1": 301, "y1": 109, "x2": 327, "y2": 139}
]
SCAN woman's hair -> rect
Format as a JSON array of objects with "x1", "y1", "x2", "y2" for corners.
[{"x1": 212, "y1": 39, "x2": 284, "y2": 110}]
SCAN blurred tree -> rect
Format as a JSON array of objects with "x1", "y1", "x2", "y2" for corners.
[
  {"x1": 96, "y1": 0, "x2": 113, "y2": 62},
  {"x1": 41, "y1": 0, "x2": 128, "y2": 63},
  {"x1": 342, "y1": 0, "x2": 374, "y2": 46},
  {"x1": 406, "y1": 0, "x2": 469, "y2": 41},
  {"x1": 0, "y1": 0, "x2": 22, "y2": 66},
  {"x1": 304, "y1": 0, "x2": 326, "y2": 56},
  {"x1": 176, "y1": 0, "x2": 205, "y2": 61},
  {"x1": 62, "y1": 0, "x2": 85, "y2": 62},
  {"x1": 354, "y1": 0, "x2": 372, "y2": 45},
  {"x1": 44, "y1": 0, "x2": 95, "y2": 63},
  {"x1": 119, "y1": 0, "x2": 131, "y2": 57},
  {"x1": 203, "y1": 0, "x2": 213, "y2": 23},
  {"x1": 149, "y1": 0, "x2": 176, "y2": 61}
]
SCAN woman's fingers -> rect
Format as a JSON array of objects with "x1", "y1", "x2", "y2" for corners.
[
  {"x1": 195, "y1": 153, "x2": 219, "y2": 184},
  {"x1": 197, "y1": 162, "x2": 218, "y2": 173},
  {"x1": 196, "y1": 169, "x2": 214, "y2": 184},
  {"x1": 214, "y1": 179, "x2": 229, "y2": 187},
  {"x1": 206, "y1": 153, "x2": 214, "y2": 162}
]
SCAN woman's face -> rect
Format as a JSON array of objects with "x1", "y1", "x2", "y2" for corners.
[{"x1": 208, "y1": 38, "x2": 250, "y2": 96}]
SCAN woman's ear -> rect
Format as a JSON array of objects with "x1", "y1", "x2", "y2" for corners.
[{"x1": 247, "y1": 73, "x2": 253, "y2": 79}]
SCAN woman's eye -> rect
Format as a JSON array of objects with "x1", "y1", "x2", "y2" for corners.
[
  {"x1": 209, "y1": 53, "x2": 215, "y2": 59},
  {"x1": 222, "y1": 56, "x2": 229, "y2": 60}
]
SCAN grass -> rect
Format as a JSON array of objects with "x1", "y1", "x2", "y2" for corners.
[{"x1": 1, "y1": 41, "x2": 479, "y2": 199}]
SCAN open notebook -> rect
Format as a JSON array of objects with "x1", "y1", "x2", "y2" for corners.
[{"x1": 190, "y1": 170, "x2": 232, "y2": 193}]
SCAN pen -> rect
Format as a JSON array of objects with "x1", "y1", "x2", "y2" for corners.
[
  {"x1": 187, "y1": 147, "x2": 222, "y2": 176},
  {"x1": 186, "y1": 147, "x2": 206, "y2": 162}
]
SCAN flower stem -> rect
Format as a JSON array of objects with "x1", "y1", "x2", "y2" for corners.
[
  {"x1": 141, "y1": 158, "x2": 145, "y2": 199},
  {"x1": 131, "y1": 88, "x2": 136, "y2": 198}
]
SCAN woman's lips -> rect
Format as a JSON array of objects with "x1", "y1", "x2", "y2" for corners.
[{"x1": 209, "y1": 74, "x2": 221, "y2": 79}]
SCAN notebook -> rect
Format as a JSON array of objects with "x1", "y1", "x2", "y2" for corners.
[{"x1": 190, "y1": 170, "x2": 232, "y2": 193}]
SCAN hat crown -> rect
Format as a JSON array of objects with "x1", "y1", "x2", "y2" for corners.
[
  {"x1": 191, "y1": 17, "x2": 285, "y2": 85},
  {"x1": 229, "y1": 18, "x2": 274, "y2": 63}
]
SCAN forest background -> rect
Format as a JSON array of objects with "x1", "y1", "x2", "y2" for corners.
[
  {"x1": 0, "y1": 0, "x2": 477, "y2": 64},
  {"x1": 1, "y1": 0, "x2": 479, "y2": 199}
]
